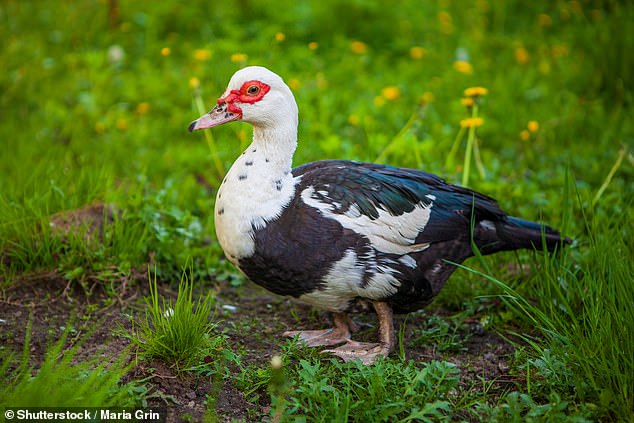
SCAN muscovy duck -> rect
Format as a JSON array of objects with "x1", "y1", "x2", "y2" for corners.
[{"x1": 189, "y1": 66, "x2": 569, "y2": 364}]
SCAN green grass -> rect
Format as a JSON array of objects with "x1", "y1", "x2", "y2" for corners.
[
  {"x1": 0, "y1": 321, "x2": 144, "y2": 408},
  {"x1": 409, "y1": 314, "x2": 472, "y2": 354},
  {"x1": 120, "y1": 267, "x2": 221, "y2": 373},
  {"x1": 283, "y1": 358, "x2": 457, "y2": 422},
  {"x1": 231, "y1": 334, "x2": 606, "y2": 422},
  {"x1": 504, "y1": 212, "x2": 632, "y2": 419},
  {"x1": 1, "y1": 0, "x2": 633, "y2": 421},
  {"x1": 449, "y1": 198, "x2": 634, "y2": 420},
  {"x1": 233, "y1": 341, "x2": 459, "y2": 422}
]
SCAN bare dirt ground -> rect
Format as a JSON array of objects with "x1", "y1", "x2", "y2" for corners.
[{"x1": 1, "y1": 271, "x2": 520, "y2": 422}]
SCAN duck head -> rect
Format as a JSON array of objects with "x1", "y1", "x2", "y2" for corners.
[{"x1": 188, "y1": 66, "x2": 298, "y2": 132}]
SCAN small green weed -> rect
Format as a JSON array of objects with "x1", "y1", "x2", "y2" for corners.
[
  {"x1": 477, "y1": 391, "x2": 593, "y2": 423},
  {"x1": 235, "y1": 340, "x2": 459, "y2": 422},
  {"x1": 284, "y1": 358, "x2": 457, "y2": 422},
  {"x1": 120, "y1": 267, "x2": 221, "y2": 373},
  {"x1": 128, "y1": 178, "x2": 220, "y2": 282},
  {"x1": 410, "y1": 314, "x2": 472, "y2": 354},
  {"x1": 0, "y1": 320, "x2": 144, "y2": 407}
]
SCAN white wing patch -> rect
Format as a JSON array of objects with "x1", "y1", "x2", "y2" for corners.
[
  {"x1": 298, "y1": 249, "x2": 400, "y2": 311},
  {"x1": 399, "y1": 254, "x2": 417, "y2": 268},
  {"x1": 301, "y1": 186, "x2": 432, "y2": 254}
]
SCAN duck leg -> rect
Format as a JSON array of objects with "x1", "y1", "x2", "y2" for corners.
[
  {"x1": 322, "y1": 301, "x2": 395, "y2": 365},
  {"x1": 283, "y1": 312, "x2": 356, "y2": 347}
]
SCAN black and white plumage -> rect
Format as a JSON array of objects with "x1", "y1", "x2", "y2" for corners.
[{"x1": 189, "y1": 66, "x2": 569, "y2": 364}]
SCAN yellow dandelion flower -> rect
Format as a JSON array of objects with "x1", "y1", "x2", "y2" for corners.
[
  {"x1": 275, "y1": 32, "x2": 286, "y2": 42},
  {"x1": 350, "y1": 41, "x2": 368, "y2": 54},
  {"x1": 160, "y1": 47, "x2": 171, "y2": 57},
  {"x1": 381, "y1": 86, "x2": 401, "y2": 101},
  {"x1": 189, "y1": 77, "x2": 200, "y2": 89},
  {"x1": 231, "y1": 53, "x2": 248, "y2": 63},
  {"x1": 560, "y1": 8, "x2": 571, "y2": 21},
  {"x1": 348, "y1": 114, "x2": 360, "y2": 126},
  {"x1": 373, "y1": 96, "x2": 386, "y2": 107},
  {"x1": 288, "y1": 78, "x2": 301, "y2": 90},
  {"x1": 116, "y1": 118, "x2": 128, "y2": 131},
  {"x1": 538, "y1": 13, "x2": 553, "y2": 27},
  {"x1": 476, "y1": 0, "x2": 490, "y2": 12},
  {"x1": 515, "y1": 46, "x2": 529, "y2": 64},
  {"x1": 420, "y1": 91, "x2": 435, "y2": 104},
  {"x1": 308, "y1": 41, "x2": 318, "y2": 50},
  {"x1": 438, "y1": 11, "x2": 452, "y2": 25},
  {"x1": 590, "y1": 9, "x2": 603, "y2": 21},
  {"x1": 520, "y1": 129, "x2": 530, "y2": 141},
  {"x1": 409, "y1": 46, "x2": 426, "y2": 60},
  {"x1": 460, "y1": 117, "x2": 484, "y2": 128},
  {"x1": 193, "y1": 49, "x2": 211, "y2": 61},
  {"x1": 464, "y1": 86, "x2": 488, "y2": 97},
  {"x1": 136, "y1": 102, "x2": 150, "y2": 115},
  {"x1": 551, "y1": 44, "x2": 569, "y2": 58},
  {"x1": 438, "y1": 11, "x2": 454, "y2": 34},
  {"x1": 460, "y1": 97, "x2": 475, "y2": 107},
  {"x1": 453, "y1": 60, "x2": 473, "y2": 74},
  {"x1": 527, "y1": 120, "x2": 539, "y2": 133},
  {"x1": 95, "y1": 122, "x2": 106, "y2": 134},
  {"x1": 316, "y1": 72, "x2": 328, "y2": 90}
]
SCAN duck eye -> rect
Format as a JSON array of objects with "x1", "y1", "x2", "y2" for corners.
[{"x1": 247, "y1": 85, "x2": 260, "y2": 95}]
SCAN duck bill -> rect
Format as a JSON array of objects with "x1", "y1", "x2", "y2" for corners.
[{"x1": 188, "y1": 104, "x2": 240, "y2": 132}]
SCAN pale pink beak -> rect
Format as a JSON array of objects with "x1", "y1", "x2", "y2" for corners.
[{"x1": 188, "y1": 102, "x2": 240, "y2": 132}]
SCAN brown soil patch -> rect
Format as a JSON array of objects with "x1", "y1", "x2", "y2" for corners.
[{"x1": 1, "y1": 272, "x2": 520, "y2": 422}]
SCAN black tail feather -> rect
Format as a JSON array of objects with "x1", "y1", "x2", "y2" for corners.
[
  {"x1": 497, "y1": 216, "x2": 571, "y2": 253},
  {"x1": 474, "y1": 216, "x2": 571, "y2": 255}
]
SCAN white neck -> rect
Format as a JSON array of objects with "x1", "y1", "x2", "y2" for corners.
[
  {"x1": 251, "y1": 119, "x2": 298, "y2": 174},
  {"x1": 213, "y1": 118, "x2": 299, "y2": 262}
]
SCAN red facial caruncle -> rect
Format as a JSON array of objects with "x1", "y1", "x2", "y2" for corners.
[{"x1": 218, "y1": 80, "x2": 271, "y2": 116}]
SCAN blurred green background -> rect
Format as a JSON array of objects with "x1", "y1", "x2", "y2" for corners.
[{"x1": 1, "y1": 0, "x2": 632, "y2": 278}]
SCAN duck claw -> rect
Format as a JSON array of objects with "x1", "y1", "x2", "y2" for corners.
[
  {"x1": 322, "y1": 340, "x2": 389, "y2": 365},
  {"x1": 283, "y1": 328, "x2": 350, "y2": 347},
  {"x1": 283, "y1": 312, "x2": 356, "y2": 347}
]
